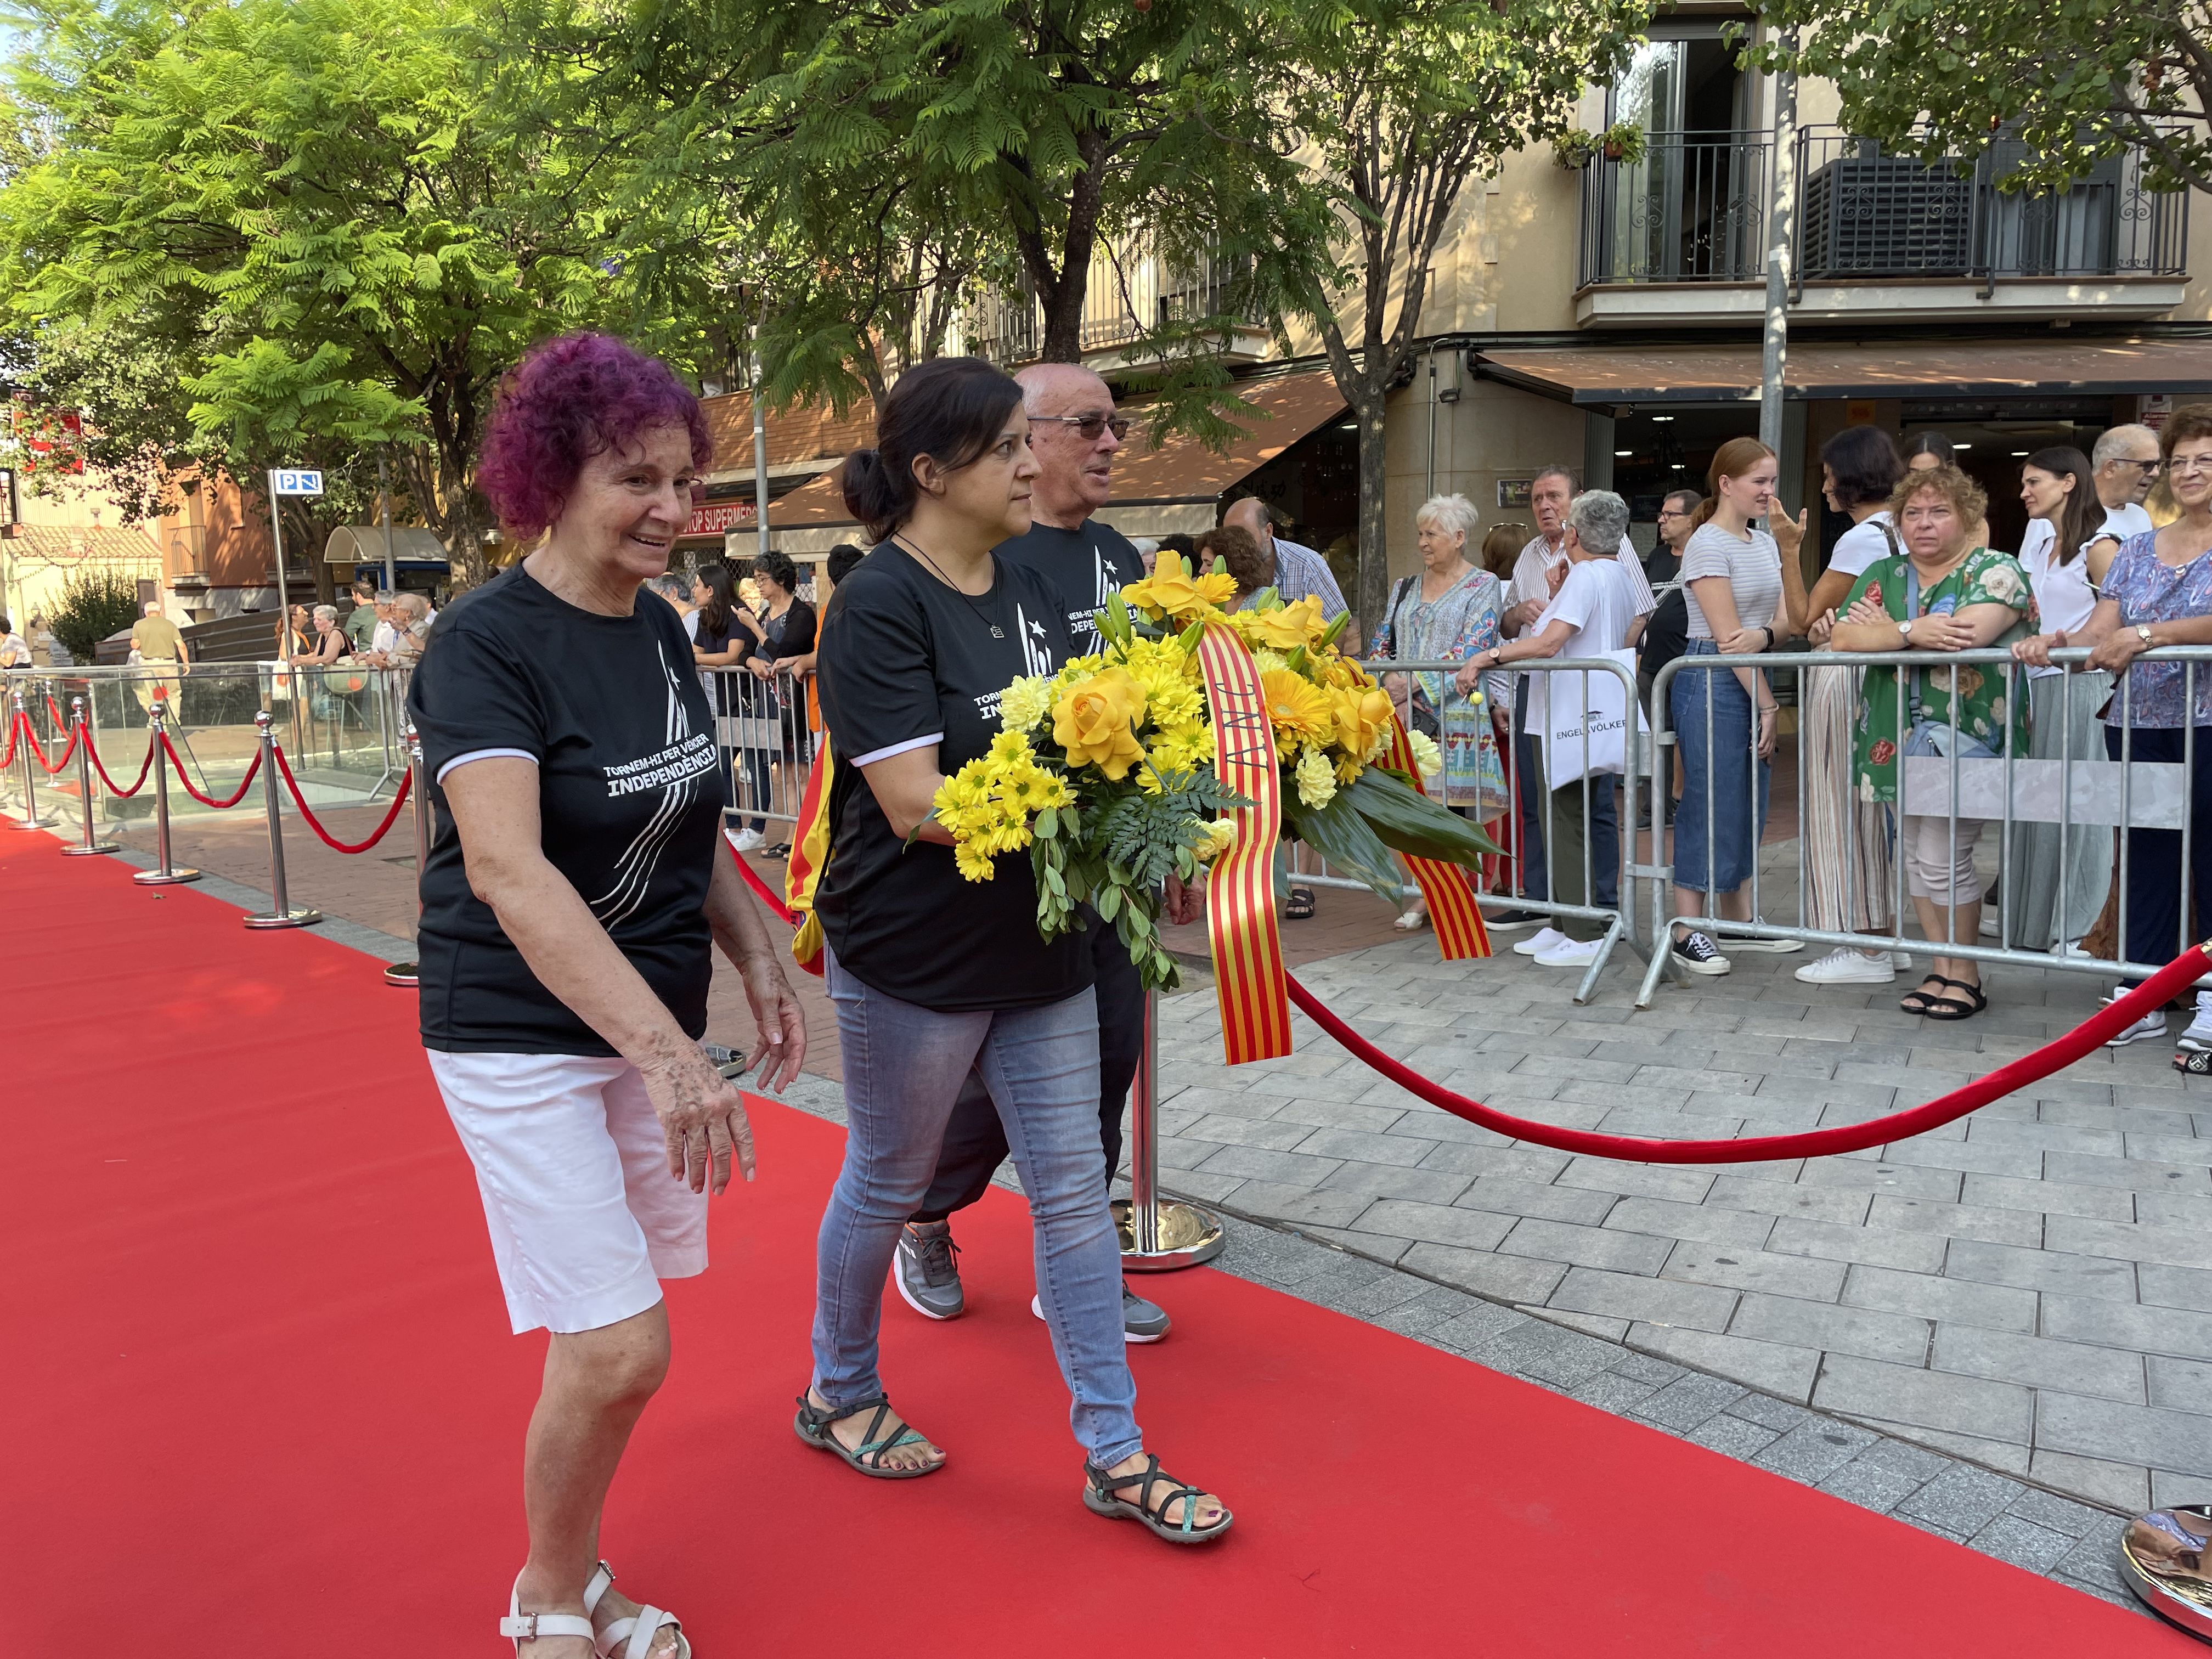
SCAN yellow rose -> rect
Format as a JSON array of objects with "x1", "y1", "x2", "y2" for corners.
[
  {"x1": 1121, "y1": 551, "x2": 1238, "y2": 621},
  {"x1": 1330, "y1": 682, "x2": 1395, "y2": 766},
  {"x1": 1052, "y1": 665, "x2": 1149, "y2": 780},
  {"x1": 1259, "y1": 668, "x2": 1334, "y2": 746},
  {"x1": 1239, "y1": 595, "x2": 1328, "y2": 651}
]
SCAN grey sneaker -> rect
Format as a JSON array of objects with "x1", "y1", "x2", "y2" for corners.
[
  {"x1": 1028, "y1": 1280, "x2": 1173, "y2": 1344},
  {"x1": 894, "y1": 1221, "x2": 964, "y2": 1321}
]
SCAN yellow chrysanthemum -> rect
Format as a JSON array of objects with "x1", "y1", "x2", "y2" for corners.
[
  {"x1": 996, "y1": 761, "x2": 1072, "y2": 816},
  {"x1": 1121, "y1": 551, "x2": 1237, "y2": 621},
  {"x1": 1294, "y1": 746, "x2": 1338, "y2": 809},
  {"x1": 988, "y1": 729, "x2": 1036, "y2": 768},
  {"x1": 1406, "y1": 729, "x2": 1443, "y2": 779},
  {"x1": 998, "y1": 675, "x2": 1052, "y2": 733},
  {"x1": 1193, "y1": 816, "x2": 1238, "y2": 864},
  {"x1": 953, "y1": 839, "x2": 999, "y2": 882},
  {"x1": 1259, "y1": 668, "x2": 1334, "y2": 747}
]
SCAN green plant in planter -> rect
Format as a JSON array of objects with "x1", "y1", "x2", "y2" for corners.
[
  {"x1": 46, "y1": 566, "x2": 140, "y2": 664},
  {"x1": 1551, "y1": 128, "x2": 1600, "y2": 170},
  {"x1": 1600, "y1": 121, "x2": 1646, "y2": 164}
]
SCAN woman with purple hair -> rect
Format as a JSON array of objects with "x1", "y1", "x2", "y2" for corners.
[{"x1": 408, "y1": 332, "x2": 808, "y2": 1658}]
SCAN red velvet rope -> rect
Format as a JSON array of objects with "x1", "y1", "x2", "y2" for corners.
[
  {"x1": 1, "y1": 710, "x2": 18, "y2": 770},
  {"x1": 1285, "y1": 947, "x2": 2212, "y2": 1164},
  {"x1": 726, "y1": 833, "x2": 798, "y2": 923},
  {"x1": 158, "y1": 731, "x2": 260, "y2": 809},
  {"x1": 46, "y1": 696, "x2": 67, "y2": 730},
  {"x1": 21, "y1": 718, "x2": 80, "y2": 774},
  {"x1": 270, "y1": 744, "x2": 411, "y2": 853},
  {"x1": 87, "y1": 728, "x2": 157, "y2": 797}
]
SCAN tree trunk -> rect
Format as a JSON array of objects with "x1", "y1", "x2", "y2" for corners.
[
  {"x1": 440, "y1": 448, "x2": 489, "y2": 592},
  {"x1": 1352, "y1": 386, "x2": 1390, "y2": 651}
]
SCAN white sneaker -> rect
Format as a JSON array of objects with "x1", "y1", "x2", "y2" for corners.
[
  {"x1": 1534, "y1": 936, "x2": 1602, "y2": 968},
  {"x1": 1722, "y1": 918, "x2": 1804, "y2": 954},
  {"x1": 1794, "y1": 946, "x2": 1896, "y2": 986},
  {"x1": 2179, "y1": 992, "x2": 2212, "y2": 1053},
  {"x1": 730, "y1": 827, "x2": 766, "y2": 852},
  {"x1": 1893, "y1": 951, "x2": 1915, "y2": 968},
  {"x1": 2106, "y1": 1003, "x2": 2170, "y2": 1047},
  {"x1": 2052, "y1": 939, "x2": 2092, "y2": 960},
  {"x1": 1514, "y1": 927, "x2": 1566, "y2": 957}
]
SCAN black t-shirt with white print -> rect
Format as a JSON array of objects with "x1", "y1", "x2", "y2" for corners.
[
  {"x1": 994, "y1": 519, "x2": 1143, "y2": 658},
  {"x1": 815, "y1": 544, "x2": 1090, "y2": 1012},
  {"x1": 408, "y1": 562, "x2": 730, "y2": 1054}
]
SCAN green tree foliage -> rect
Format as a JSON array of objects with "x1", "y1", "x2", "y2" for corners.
[
  {"x1": 0, "y1": 0, "x2": 709, "y2": 589},
  {"x1": 1751, "y1": 0, "x2": 2212, "y2": 195},
  {"x1": 1266, "y1": 0, "x2": 1649, "y2": 631},
  {"x1": 44, "y1": 563, "x2": 139, "y2": 663}
]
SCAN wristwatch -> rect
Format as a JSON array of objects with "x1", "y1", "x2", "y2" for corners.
[{"x1": 2137, "y1": 624, "x2": 2156, "y2": 649}]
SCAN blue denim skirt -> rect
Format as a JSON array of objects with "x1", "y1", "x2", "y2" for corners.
[{"x1": 1670, "y1": 639, "x2": 1771, "y2": 895}]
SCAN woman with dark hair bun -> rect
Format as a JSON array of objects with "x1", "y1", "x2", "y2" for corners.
[
  {"x1": 409, "y1": 332, "x2": 808, "y2": 1656},
  {"x1": 1795, "y1": 425, "x2": 1906, "y2": 987},
  {"x1": 804, "y1": 356, "x2": 1231, "y2": 1543},
  {"x1": 2005, "y1": 446, "x2": 2117, "y2": 953},
  {"x1": 738, "y1": 548, "x2": 816, "y2": 855}
]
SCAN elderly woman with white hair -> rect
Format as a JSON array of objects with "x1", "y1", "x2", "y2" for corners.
[
  {"x1": 1457, "y1": 490, "x2": 1640, "y2": 967},
  {"x1": 1369, "y1": 492, "x2": 1506, "y2": 930}
]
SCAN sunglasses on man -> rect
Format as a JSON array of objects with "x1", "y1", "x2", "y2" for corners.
[
  {"x1": 2114, "y1": 456, "x2": 2163, "y2": 474},
  {"x1": 1030, "y1": 412, "x2": 1133, "y2": 441}
]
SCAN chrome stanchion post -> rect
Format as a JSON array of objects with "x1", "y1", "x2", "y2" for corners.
[
  {"x1": 11, "y1": 685, "x2": 56, "y2": 830},
  {"x1": 385, "y1": 721, "x2": 427, "y2": 986},
  {"x1": 132, "y1": 700, "x2": 200, "y2": 886},
  {"x1": 60, "y1": 696, "x2": 117, "y2": 856},
  {"x1": 242, "y1": 709, "x2": 321, "y2": 929},
  {"x1": 1116, "y1": 985, "x2": 1224, "y2": 1270}
]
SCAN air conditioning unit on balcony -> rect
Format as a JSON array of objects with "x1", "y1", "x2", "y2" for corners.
[{"x1": 1799, "y1": 153, "x2": 1974, "y2": 279}]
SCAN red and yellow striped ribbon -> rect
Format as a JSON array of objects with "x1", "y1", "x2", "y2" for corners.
[
  {"x1": 783, "y1": 737, "x2": 834, "y2": 977},
  {"x1": 1379, "y1": 713, "x2": 1491, "y2": 962},
  {"x1": 1195, "y1": 619, "x2": 1293, "y2": 1063}
]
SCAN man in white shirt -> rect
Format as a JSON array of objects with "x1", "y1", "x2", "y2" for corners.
[
  {"x1": 1462, "y1": 489, "x2": 1640, "y2": 967},
  {"x1": 2092, "y1": 423, "x2": 2162, "y2": 547},
  {"x1": 1497, "y1": 467, "x2": 1655, "y2": 923}
]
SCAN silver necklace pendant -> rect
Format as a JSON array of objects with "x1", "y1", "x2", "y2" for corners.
[{"x1": 990, "y1": 623, "x2": 1006, "y2": 638}]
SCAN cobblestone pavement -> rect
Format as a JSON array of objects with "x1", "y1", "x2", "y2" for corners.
[{"x1": 1148, "y1": 914, "x2": 2212, "y2": 1521}]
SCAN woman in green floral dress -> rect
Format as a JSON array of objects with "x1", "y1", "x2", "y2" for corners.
[{"x1": 1831, "y1": 465, "x2": 2032, "y2": 1020}]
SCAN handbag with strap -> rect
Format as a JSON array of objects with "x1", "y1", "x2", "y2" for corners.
[{"x1": 1381, "y1": 575, "x2": 1443, "y2": 739}]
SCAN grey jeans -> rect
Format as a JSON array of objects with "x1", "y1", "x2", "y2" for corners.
[{"x1": 812, "y1": 949, "x2": 1142, "y2": 1466}]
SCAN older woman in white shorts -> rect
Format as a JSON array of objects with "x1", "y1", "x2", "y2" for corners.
[{"x1": 409, "y1": 332, "x2": 806, "y2": 1658}]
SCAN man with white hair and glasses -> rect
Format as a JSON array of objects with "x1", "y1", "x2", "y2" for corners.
[{"x1": 2091, "y1": 423, "x2": 2161, "y2": 548}]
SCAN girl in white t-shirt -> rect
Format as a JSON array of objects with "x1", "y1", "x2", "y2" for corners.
[
  {"x1": 2003, "y1": 445, "x2": 2118, "y2": 953},
  {"x1": 1793, "y1": 425, "x2": 1906, "y2": 986}
]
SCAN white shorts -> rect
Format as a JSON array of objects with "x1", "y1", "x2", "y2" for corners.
[{"x1": 427, "y1": 1050, "x2": 708, "y2": 1335}]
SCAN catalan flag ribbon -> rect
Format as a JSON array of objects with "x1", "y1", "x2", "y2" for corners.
[
  {"x1": 1380, "y1": 713, "x2": 1492, "y2": 962},
  {"x1": 1194, "y1": 619, "x2": 1293, "y2": 1064},
  {"x1": 783, "y1": 737, "x2": 834, "y2": 977}
]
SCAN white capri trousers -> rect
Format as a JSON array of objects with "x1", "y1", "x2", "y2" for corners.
[
  {"x1": 1899, "y1": 811, "x2": 1985, "y2": 908},
  {"x1": 427, "y1": 1049, "x2": 708, "y2": 1335}
]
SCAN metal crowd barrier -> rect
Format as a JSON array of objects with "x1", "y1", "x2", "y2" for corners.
[
  {"x1": 1635, "y1": 644, "x2": 2212, "y2": 1008},
  {"x1": 698, "y1": 663, "x2": 817, "y2": 843},
  {"x1": 1316, "y1": 654, "x2": 1649, "y2": 1002}
]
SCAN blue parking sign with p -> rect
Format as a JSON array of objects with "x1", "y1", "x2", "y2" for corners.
[{"x1": 273, "y1": 467, "x2": 324, "y2": 495}]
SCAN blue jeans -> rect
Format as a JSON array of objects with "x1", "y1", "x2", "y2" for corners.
[
  {"x1": 814, "y1": 950, "x2": 1141, "y2": 1466},
  {"x1": 1671, "y1": 640, "x2": 1770, "y2": 895}
]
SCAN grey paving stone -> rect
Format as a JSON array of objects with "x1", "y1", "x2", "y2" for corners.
[
  {"x1": 1548, "y1": 1265, "x2": 1737, "y2": 1333},
  {"x1": 1723, "y1": 1392, "x2": 1814, "y2": 1433},
  {"x1": 1863, "y1": 1194, "x2": 2044, "y2": 1246},
  {"x1": 1260, "y1": 1096, "x2": 1412, "y2": 1135},
  {"x1": 2035, "y1": 1391, "x2": 2212, "y2": 1479},
  {"x1": 1180, "y1": 1114, "x2": 1311, "y2": 1152},
  {"x1": 1553, "y1": 1158, "x2": 1719, "y2": 1204},
  {"x1": 1629, "y1": 1370, "x2": 1751, "y2": 1431},
  {"x1": 1346, "y1": 1198, "x2": 1515, "y2": 1252},
  {"x1": 1310, "y1": 1161, "x2": 1475, "y2": 1206},
  {"x1": 1929, "y1": 1325, "x2": 2145, "y2": 1403},
  {"x1": 1498, "y1": 1215, "x2": 1673, "y2": 1274},
  {"x1": 1372, "y1": 1286, "x2": 1483, "y2": 1339},
  {"x1": 1602, "y1": 1196, "x2": 1777, "y2": 1250},
  {"x1": 1963, "y1": 1118, "x2": 2128, "y2": 1159},
  {"x1": 1795, "y1": 1158, "x2": 1964, "y2": 1201},
  {"x1": 1626, "y1": 1325, "x2": 1822, "y2": 1404},
  {"x1": 1813, "y1": 1355, "x2": 2035, "y2": 1442},
  {"x1": 2049, "y1": 1212, "x2": 2212, "y2": 1272},
  {"x1": 1729, "y1": 1292, "x2": 1934, "y2": 1365},
  {"x1": 1455, "y1": 1173, "x2": 1618, "y2": 1226},
  {"x1": 1215, "y1": 1180, "x2": 1378, "y2": 1229},
  {"x1": 2148, "y1": 1354, "x2": 2212, "y2": 1410},
  {"x1": 2028, "y1": 1449, "x2": 2151, "y2": 1514},
  {"x1": 2005, "y1": 1486, "x2": 2122, "y2": 1541},
  {"x1": 2052, "y1": 1517, "x2": 2144, "y2": 1602},
  {"x1": 1194, "y1": 1143, "x2": 1346, "y2": 1188},
  {"x1": 1532, "y1": 1308, "x2": 1632, "y2": 1343},
  {"x1": 1753, "y1": 1417, "x2": 1883, "y2": 1485},
  {"x1": 2137, "y1": 1188, "x2": 2212, "y2": 1229},
  {"x1": 1291, "y1": 1125, "x2": 1439, "y2": 1168},
  {"x1": 1567, "y1": 1367, "x2": 1667, "y2": 1415},
  {"x1": 1469, "y1": 1318, "x2": 1625, "y2": 1390},
  {"x1": 2140, "y1": 1262, "x2": 2212, "y2": 1313},
  {"x1": 1965, "y1": 1514, "x2": 2078, "y2": 1574},
  {"x1": 1945, "y1": 1239, "x2": 2139, "y2": 1302},
  {"x1": 1855, "y1": 1419, "x2": 2034, "y2": 1477},
  {"x1": 1426, "y1": 1301, "x2": 1535, "y2": 1354},
  {"x1": 1663, "y1": 1240, "x2": 1849, "y2": 1302},
  {"x1": 1764, "y1": 1215, "x2": 1948, "y2": 1272},
  {"x1": 1686, "y1": 1412, "x2": 1784, "y2": 1459},
  {"x1": 1416, "y1": 1142, "x2": 1574, "y2": 1181},
  {"x1": 1817, "y1": 1454, "x2": 1927, "y2": 1515},
  {"x1": 2043, "y1": 1293, "x2": 2212, "y2": 1362},
  {"x1": 2046, "y1": 1150, "x2": 2212, "y2": 1194},
  {"x1": 1840, "y1": 1262, "x2": 2040, "y2": 1332},
  {"x1": 1400, "y1": 1242, "x2": 1571, "y2": 1306},
  {"x1": 1706, "y1": 1173, "x2": 1873, "y2": 1226},
  {"x1": 1881, "y1": 1135, "x2": 2048, "y2": 1180}
]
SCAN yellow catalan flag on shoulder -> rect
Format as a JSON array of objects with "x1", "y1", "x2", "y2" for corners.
[{"x1": 784, "y1": 738, "x2": 833, "y2": 975}]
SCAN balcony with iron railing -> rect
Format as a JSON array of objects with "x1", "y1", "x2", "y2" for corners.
[
  {"x1": 970, "y1": 238, "x2": 1268, "y2": 367},
  {"x1": 1574, "y1": 125, "x2": 2188, "y2": 325}
]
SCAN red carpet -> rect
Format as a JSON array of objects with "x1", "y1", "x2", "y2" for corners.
[{"x1": 3, "y1": 835, "x2": 2187, "y2": 1656}]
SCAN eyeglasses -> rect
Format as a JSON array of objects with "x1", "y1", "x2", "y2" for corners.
[
  {"x1": 1655, "y1": 508, "x2": 1690, "y2": 520},
  {"x1": 2115, "y1": 456, "x2": 2164, "y2": 474},
  {"x1": 2169, "y1": 456, "x2": 2212, "y2": 479},
  {"x1": 1030, "y1": 413, "x2": 1132, "y2": 441}
]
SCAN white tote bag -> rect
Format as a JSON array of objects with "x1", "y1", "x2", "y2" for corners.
[{"x1": 1537, "y1": 649, "x2": 1644, "y2": 789}]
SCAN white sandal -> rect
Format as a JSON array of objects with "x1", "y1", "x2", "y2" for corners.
[
  {"x1": 1393, "y1": 907, "x2": 1429, "y2": 932},
  {"x1": 501, "y1": 1562, "x2": 688, "y2": 1657}
]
